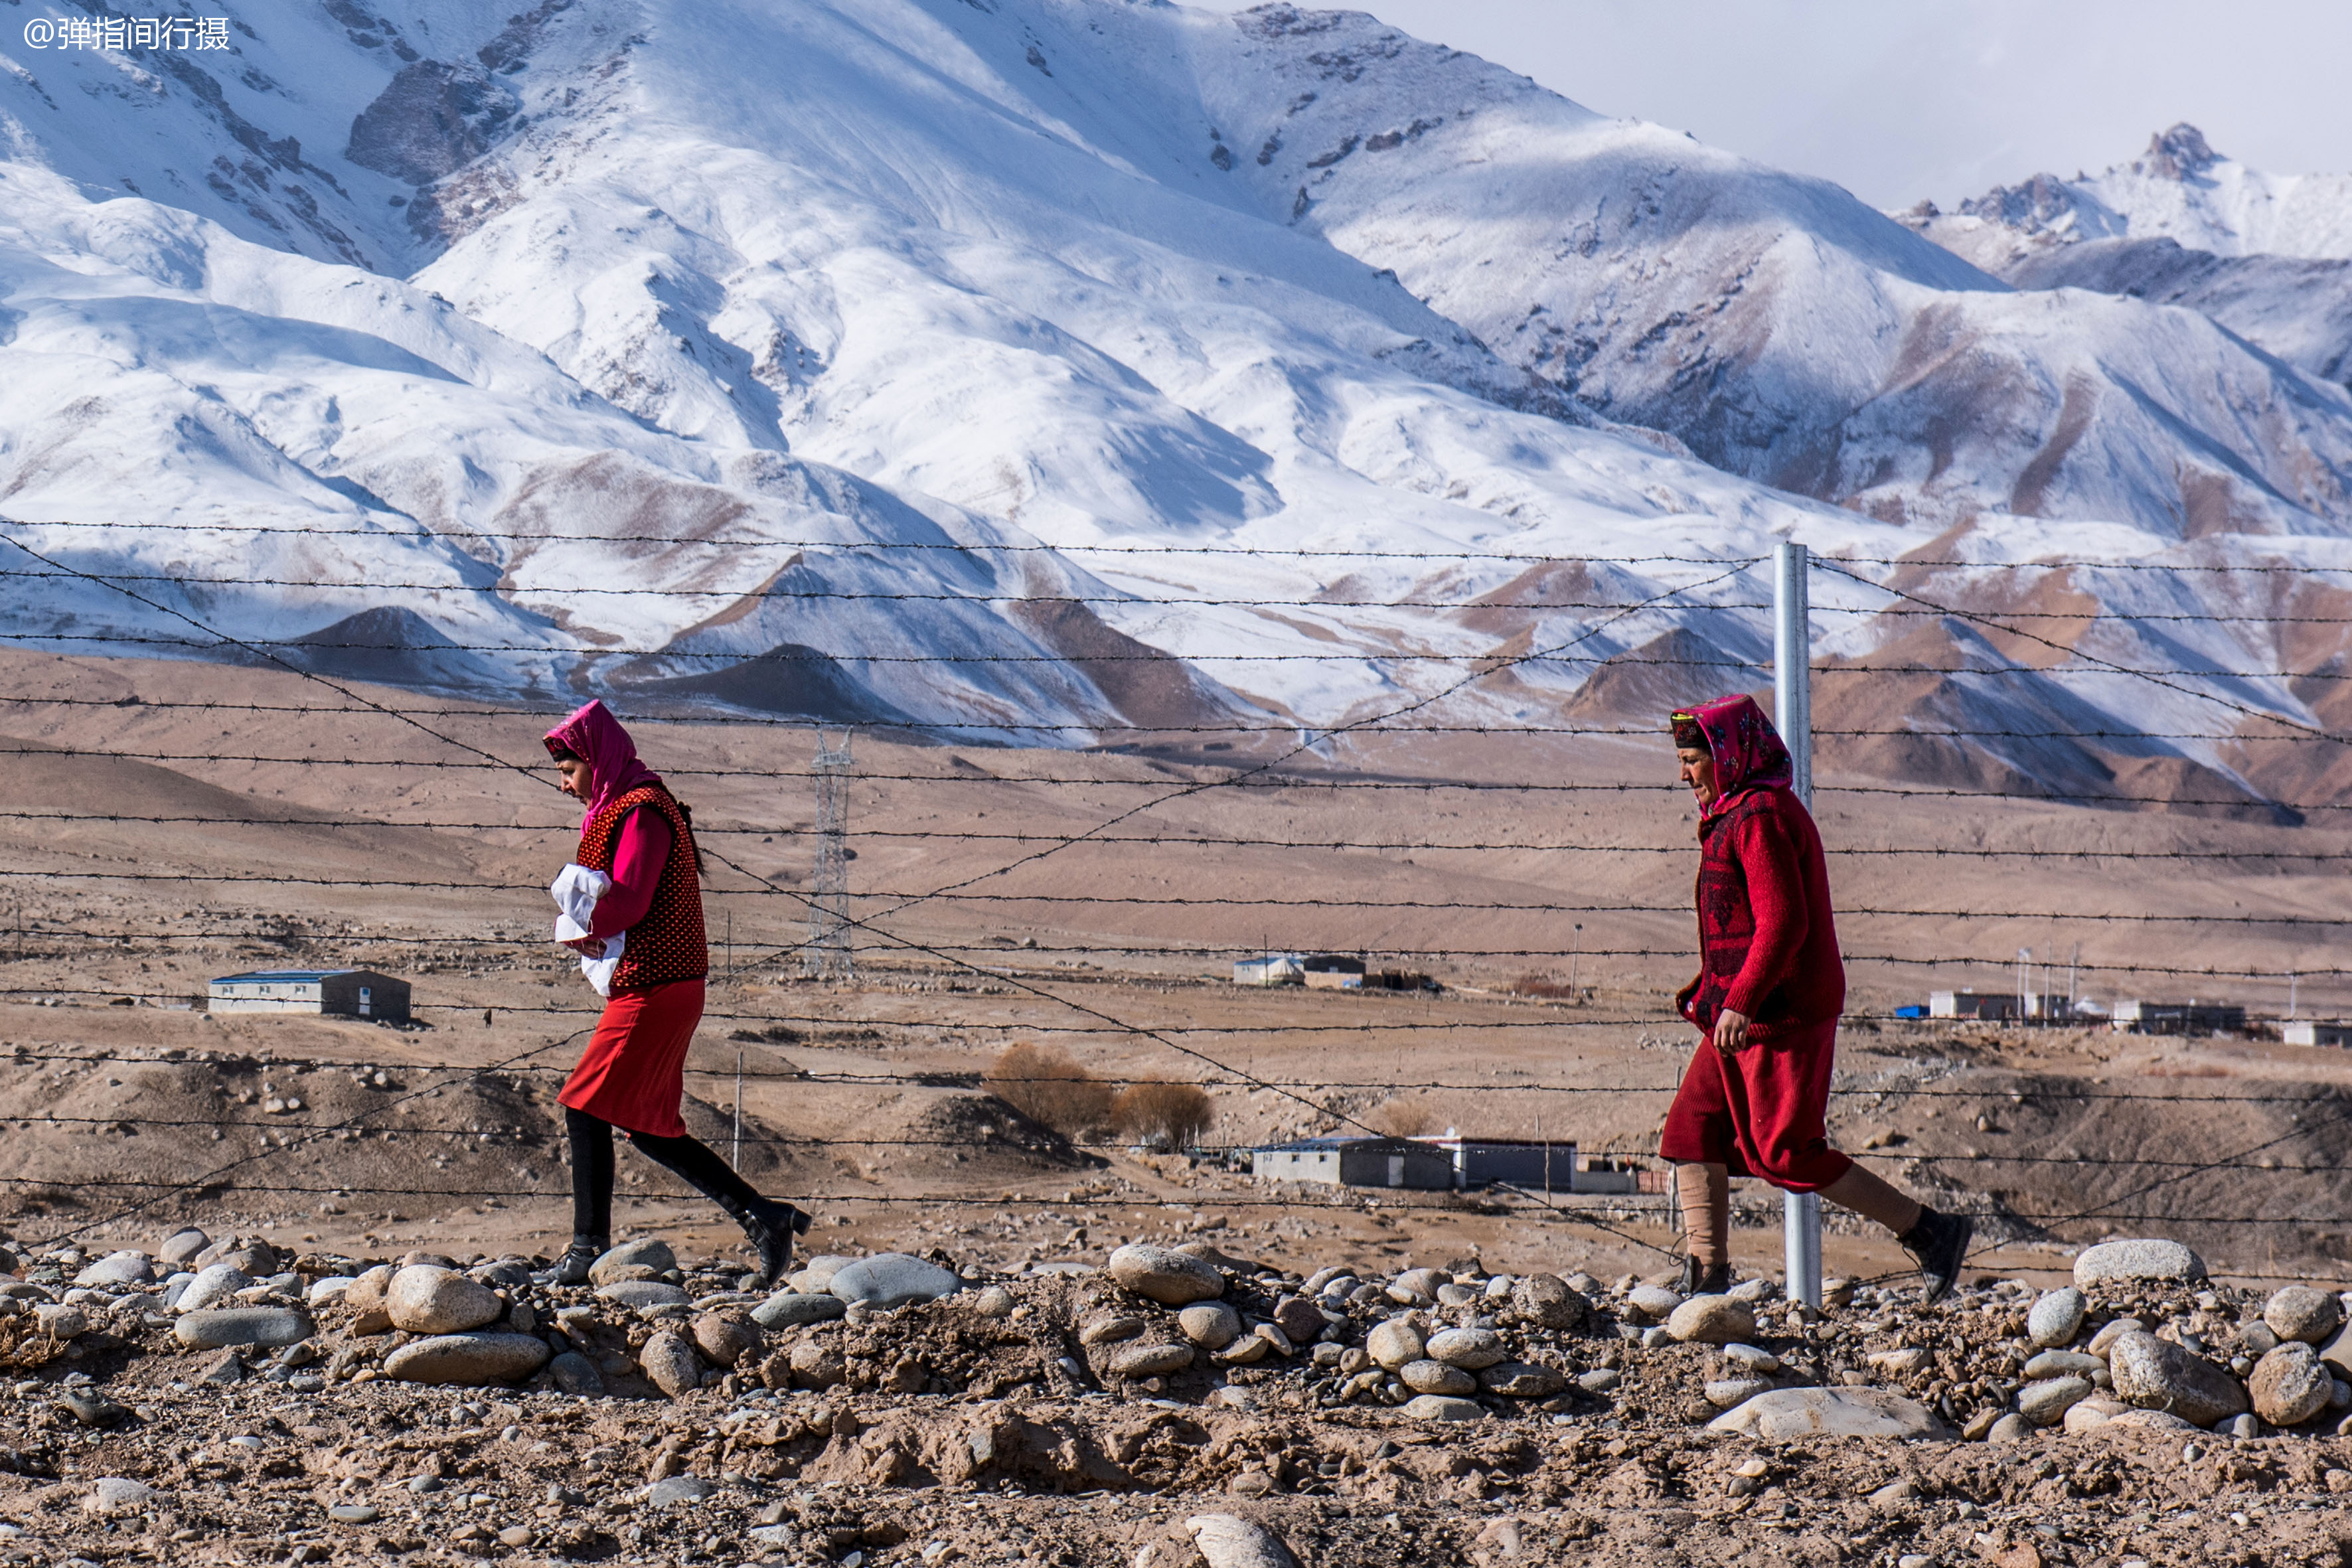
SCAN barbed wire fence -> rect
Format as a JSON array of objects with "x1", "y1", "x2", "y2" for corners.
[{"x1": 0, "y1": 519, "x2": 2348, "y2": 1287}]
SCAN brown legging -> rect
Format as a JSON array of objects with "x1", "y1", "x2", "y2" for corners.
[{"x1": 1676, "y1": 1161, "x2": 1922, "y2": 1269}]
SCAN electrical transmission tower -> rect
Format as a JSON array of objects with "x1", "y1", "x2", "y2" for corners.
[{"x1": 804, "y1": 730, "x2": 854, "y2": 979}]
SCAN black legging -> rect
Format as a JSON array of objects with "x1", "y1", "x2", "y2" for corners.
[{"x1": 566, "y1": 1105, "x2": 762, "y2": 1240}]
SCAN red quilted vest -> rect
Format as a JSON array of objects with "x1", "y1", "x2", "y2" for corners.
[{"x1": 576, "y1": 785, "x2": 707, "y2": 992}]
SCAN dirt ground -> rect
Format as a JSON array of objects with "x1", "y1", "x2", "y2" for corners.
[{"x1": 0, "y1": 645, "x2": 2349, "y2": 1560}]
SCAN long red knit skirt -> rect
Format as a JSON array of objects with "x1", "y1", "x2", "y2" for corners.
[
  {"x1": 558, "y1": 979, "x2": 704, "y2": 1139},
  {"x1": 1657, "y1": 1017, "x2": 1852, "y2": 1192}
]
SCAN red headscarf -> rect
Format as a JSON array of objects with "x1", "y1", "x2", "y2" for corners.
[
  {"x1": 1670, "y1": 692, "x2": 1793, "y2": 823},
  {"x1": 543, "y1": 700, "x2": 664, "y2": 826}
]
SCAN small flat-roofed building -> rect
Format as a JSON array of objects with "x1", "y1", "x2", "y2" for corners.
[
  {"x1": 2284, "y1": 1021, "x2": 2352, "y2": 1047},
  {"x1": 1930, "y1": 990, "x2": 2025, "y2": 1021},
  {"x1": 1249, "y1": 1136, "x2": 1454, "y2": 1190},
  {"x1": 2110, "y1": 1000, "x2": 2246, "y2": 1037},
  {"x1": 208, "y1": 969, "x2": 410, "y2": 1023},
  {"x1": 1302, "y1": 955, "x2": 1367, "y2": 990},
  {"x1": 1413, "y1": 1133, "x2": 1640, "y2": 1194}
]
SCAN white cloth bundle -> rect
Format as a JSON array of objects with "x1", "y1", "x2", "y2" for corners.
[{"x1": 550, "y1": 862, "x2": 626, "y2": 997}]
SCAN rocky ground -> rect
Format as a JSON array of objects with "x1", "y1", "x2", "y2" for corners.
[{"x1": 0, "y1": 1227, "x2": 2347, "y2": 1567}]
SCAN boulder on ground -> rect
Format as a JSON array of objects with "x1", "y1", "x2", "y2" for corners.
[
  {"x1": 1401, "y1": 1394, "x2": 1485, "y2": 1421},
  {"x1": 383, "y1": 1332, "x2": 552, "y2": 1387},
  {"x1": 692, "y1": 1312, "x2": 762, "y2": 1368},
  {"x1": 1104, "y1": 1340, "x2": 1194, "y2": 1378},
  {"x1": 546, "y1": 1350, "x2": 606, "y2": 1397},
  {"x1": 175, "y1": 1307, "x2": 311, "y2": 1350},
  {"x1": 597, "y1": 1280, "x2": 692, "y2": 1312},
  {"x1": 1624, "y1": 1285, "x2": 1681, "y2": 1322},
  {"x1": 2106, "y1": 1330, "x2": 2248, "y2": 1427},
  {"x1": 1271, "y1": 1296, "x2": 1326, "y2": 1342},
  {"x1": 386, "y1": 1265, "x2": 504, "y2": 1335},
  {"x1": 2073, "y1": 1239, "x2": 2205, "y2": 1290},
  {"x1": 2266, "y1": 1287, "x2": 2345, "y2": 1347},
  {"x1": 1505, "y1": 1269, "x2": 1599, "y2": 1335},
  {"x1": 1399, "y1": 1359, "x2": 1476, "y2": 1395},
  {"x1": 1178, "y1": 1302, "x2": 1242, "y2": 1350},
  {"x1": 157, "y1": 1229, "x2": 210, "y2": 1269},
  {"x1": 1366, "y1": 1319, "x2": 1425, "y2": 1371},
  {"x1": 174, "y1": 1265, "x2": 251, "y2": 1314},
  {"x1": 2027, "y1": 1287, "x2": 2086, "y2": 1349},
  {"x1": 1666, "y1": 1295, "x2": 1755, "y2": 1346},
  {"x1": 84, "y1": 1478, "x2": 157, "y2": 1516},
  {"x1": 753, "y1": 1291, "x2": 846, "y2": 1329},
  {"x1": 1106, "y1": 1245, "x2": 1223, "y2": 1306},
  {"x1": 828, "y1": 1253, "x2": 962, "y2": 1307},
  {"x1": 34, "y1": 1304, "x2": 87, "y2": 1340},
  {"x1": 1479, "y1": 1361, "x2": 1567, "y2": 1398},
  {"x1": 589, "y1": 1238, "x2": 677, "y2": 1286},
  {"x1": 74, "y1": 1252, "x2": 153, "y2": 1289},
  {"x1": 2019, "y1": 1376, "x2": 2095, "y2": 1426},
  {"x1": 2250, "y1": 1342, "x2": 2333, "y2": 1427},
  {"x1": 1186, "y1": 1513, "x2": 1299, "y2": 1568},
  {"x1": 342, "y1": 1265, "x2": 396, "y2": 1312},
  {"x1": 636, "y1": 1330, "x2": 703, "y2": 1398},
  {"x1": 1705, "y1": 1387, "x2": 1950, "y2": 1442},
  {"x1": 1425, "y1": 1326, "x2": 1506, "y2": 1369},
  {"x1": 2023, "y1": 1350, "x2": 2104, "y2": 1379},
  {"x1": 1705, "y1": 1377, "x2": 1772, "y2": 1411}
]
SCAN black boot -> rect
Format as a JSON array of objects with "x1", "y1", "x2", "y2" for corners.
[
  {"x1": 1899, "y1": 1207, "x2": 1974, "y2": 1303},
  {"x1": 1677, "y1": 1255, "x2": 1731, "y2": 1296},
  {"x1": 738, "y1": 1198, "x2": 811, "y2": 1287},
  {"x1": 542, "y1": 1234, "x2": 606, "y2": 1287}
]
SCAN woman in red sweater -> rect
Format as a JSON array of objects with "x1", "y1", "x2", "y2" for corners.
[
  {"x1": 540, "y1": 700, "x2": 809, "y2": 1287},
  {"x1": 1657, "y1": 693, "x2": 1972, "y2": 1300}
]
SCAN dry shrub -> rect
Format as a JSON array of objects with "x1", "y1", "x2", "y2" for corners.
[
  {"x1": 1113, "y1": 1081, "x2": 1215, "y2": 1151},
  {"x1": 1508, "y1": 973, "x2": 1577, "y2": 1000},
  {"x1": 982, "y1": 1043, "x2": 1115, "y2": 1136},
  {"x1": 1370, "y1": 1097, "x2": 1433, "y2": 1138}
]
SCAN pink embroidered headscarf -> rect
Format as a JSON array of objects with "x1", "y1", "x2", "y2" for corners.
[
  {"x1": 544, "y1": 700, "x2": 663, "y2": 824},
  {"x1": 1670, "y1": 692, "x2": 1793, "y2": 823}
]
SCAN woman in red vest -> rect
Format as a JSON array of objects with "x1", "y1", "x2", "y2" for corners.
[
  {"x1": 1658, "y1": 693, "x2": 1972, "y2": 1300},
  {"x1": 539, "y1": 700, "x2": 809, "y2": 1286}
]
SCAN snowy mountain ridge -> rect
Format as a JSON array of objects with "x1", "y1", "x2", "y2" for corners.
[
  {"x1": 1, "y1": 2, "x2": 2350, "y2": 811},
  {"x1": 1899, "y1": 124, "x2": 2352, "y2": 392}
]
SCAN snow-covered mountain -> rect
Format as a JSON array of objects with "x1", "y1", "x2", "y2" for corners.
[
  {"x1": 1901, "y1": 125, "x2": 2352, "y2": 390},
  {"x1": 3, "y1": 2, "x2": 2349, "y2": 809}
]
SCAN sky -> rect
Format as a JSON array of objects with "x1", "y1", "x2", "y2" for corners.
[{"x1": 1193, "y1": 0, "x2": 2352, "y2": 209}]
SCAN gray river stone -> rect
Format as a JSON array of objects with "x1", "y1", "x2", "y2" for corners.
[
  {"x1": 828, "y1": 1253, "x2": 963, "y2": 1308},
  {"x1": 383, "y1": 1332, "x2": 554, "y2": 1387},
  {"x1": 174, "y1": 1307, "x2": 312, "y2": 1350},
  {"x1": 2073, "y1": 1240, "x2": 2205, "y2": 1290},
  {"x1": 753, "y1": 1290, "x2": 848, "y2": 1328}
]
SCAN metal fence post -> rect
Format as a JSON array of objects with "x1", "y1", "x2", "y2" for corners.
[{"x1": 1775, "y1": 540, "x2": 1824, "y2": 1310}]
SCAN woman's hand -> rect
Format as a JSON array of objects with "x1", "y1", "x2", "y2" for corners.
[
  {"x1": 1712, "y1": 1007, "x2": 1752, "y2": 1056},
  {"x1": 562, "y1": 935, "x2": 604, "y2": 957}
]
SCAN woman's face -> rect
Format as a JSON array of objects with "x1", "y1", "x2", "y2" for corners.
[
  {"x1": 556, "y1": 754, "x2": 594, "y2": 801},
  {"x1": 1678, "y1": 745, "x2": 1718, "y2": 808}
]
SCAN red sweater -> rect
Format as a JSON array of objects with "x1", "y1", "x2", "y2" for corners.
[{"x1": 1677, "y1": 785, "x2": 1845, "y2": 1039}]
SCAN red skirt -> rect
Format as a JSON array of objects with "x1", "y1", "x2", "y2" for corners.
[
  {"x1": 558, "y1": 979, "x2": 704, "y2": 1138},
  {"x1": 1656, "y1": 1016, "x2": 1851, "y2": 1192}
]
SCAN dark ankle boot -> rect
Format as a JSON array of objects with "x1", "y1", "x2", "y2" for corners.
[
  {"x1": 738, "y1": 1198, "x2": 811, "y2": 1287},
  {"x1": 1899, "y1": 1207, "x2": 1974, "y2": 1303},
  {"x1": 1677, "y1": 1255, "x2": 1731, "y2": 1296},
  {"x1": 542, "y1": 1235, "x2": 606, "y2": 1287}
]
